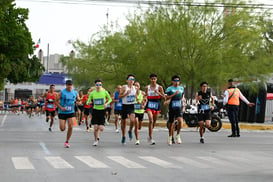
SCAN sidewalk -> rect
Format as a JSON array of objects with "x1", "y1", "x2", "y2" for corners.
[{"x1": 110, "y1": 118, "x2": 273, "y2": 130}]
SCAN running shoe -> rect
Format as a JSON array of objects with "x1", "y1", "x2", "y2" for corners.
[
  {"x1": 172, "y1": 137, "x2": 175, "y2": 144},
  {"x1": 89, "y1": 127, "x2": 93, "y2": 131},
  {"x1": 168, "y1": 136, "x2": 172, "y2": 145},
  {"x1": 64, "y1": 142, "x2": 70, "y2": 148},
  {"x1": 150, "y1": 139, "x2": 156, "y2": 145},
  {"x1": 49, "y1": 127, "x2": 52, "y2": 132},
  {"x1": 121, "y1": 137, "x2": 126, "y2": 144},
  {"x1": 115, "y1": 129, "x2": 119, "y2": 133},
  {"x1": 176, "y1": 134, "x2": 182, "y2": 144},
  {"x1": 200, "y1": 138, "x2": 204, "y2": 144},
  {"x1": 93, "y1": 140, "x2": 98, "y2": 146},
  {"x1": 135, "y1": 140, "x2": 140, "y2": 145},
  {"x1": 128, "y1": 131, "x2": 133, "y2": 141},
  {"x1": 86, "y1": 127, "x2": 89, "y2": 132}
]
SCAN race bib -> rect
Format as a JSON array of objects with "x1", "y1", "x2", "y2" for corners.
[
  {"x1": 201, "y1": 104, "x2": 210, "y2": 111},
  {"x1": 126, "y1": 95, "x2": 135, "y2": 103},
  {"x1": 148, "y1": 101, "x2": 159, "y2": 110},
  {"x1": 47, "y1": 103, "x2": 54, "y2": 109},
  {"x1": 65, "y1": 105, "x2": 73, "y2": 112},
  {"x1": 116, "y1": 102, "x2": 122, "y2": 107},
  {"x1": 171, "y1": 100, "x2": 182, "y2": 108},
  {"x1": 134, "y1": 104, "x2": 142, "y2": 110},
  {"x1": 94, "y1": 98, "x2": 104, "y2": 105}
]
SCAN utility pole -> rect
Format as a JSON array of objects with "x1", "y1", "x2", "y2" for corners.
[
  {"x1": 106, "y1": 8, "x2": 109, "y2": 33},
  {"x1": 47, "y1": 43, "x2": 49, "y2": 73}
]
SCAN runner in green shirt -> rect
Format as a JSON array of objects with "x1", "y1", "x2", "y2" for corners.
[
  {"x1": 134, "y1": 81, "x2": 146, "y2": 145},
  {"x1": 87, "y1": 79, "x2": 112, "y2": 146}
]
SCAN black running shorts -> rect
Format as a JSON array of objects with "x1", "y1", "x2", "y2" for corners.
[
  {"x1": 121, "y1": 104, "x2": 135, "y2": 119},
  {"x1": 58, "y1": 113, "x2": 75, "y2": 120},
  {"x1": 91, "y1": 109, "x2": 106, "y2": 125}
]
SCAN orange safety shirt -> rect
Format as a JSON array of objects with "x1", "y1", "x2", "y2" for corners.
[{"x1": 227, "y1": 88, "x2": 240, "y2": 105}]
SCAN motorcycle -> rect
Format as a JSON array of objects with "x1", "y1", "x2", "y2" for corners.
[{"x1": 182, "y1": 104, "x2": 222, "y2": 132}]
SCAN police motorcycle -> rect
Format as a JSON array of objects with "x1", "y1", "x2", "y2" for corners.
[{"x1": 182, "y1": 103, "x2": 222, "y2": 132}]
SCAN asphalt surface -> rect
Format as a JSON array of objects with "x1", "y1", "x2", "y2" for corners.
[{"x1": 0, "y1": 113, "x2": 273, "y2": 182}]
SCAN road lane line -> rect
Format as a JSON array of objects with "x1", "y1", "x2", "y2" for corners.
[
  {"x1": 45, "y1": 156, "x2": 74, "y2": 169},
  {"x1": 170, "y1": 156, "x2": 210, "y2": 168},
  {"x1": 0, "y1": 114, "x2": 7, "y2": 127},
  {"x1": 12, "y1": 157, "x2": 35, "y2": 170},
  {"x1": 39, "y1": 142, "x2": 51, "y2": 155},
  {"x1": 197, "y1": 156, "x2": 233, "y2": 166},
  {"x1": 108, "y1": 156, "x2": 146, "y2": 168},
  {"x1": 75, "y1": 156, "x2": 109, "y2": 168},
  {"x1": 139, "y1": 156, "x2": 181, "y2": 168}
]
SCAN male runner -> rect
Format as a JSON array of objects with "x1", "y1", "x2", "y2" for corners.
[
  {"x1": 55, "y1": 80, "x2": 80, "y2": 148},
  {"x1": 145, "y1": 73, "x2": 165, "y2": 145},
  {"x1": 113, "y1": 85, "x2": 122, "y2": 133},
  {"x1": 165, "y1": 75, "x2": 185, "y2": 145},
  {"x1": 119, "y1": 74, "x2": 137, "y2": 144},
  {"x1": 44, "y1": 84, "x2": 57, "y2": 132},
  {"x1": 195, "y1": 81, "x2": 214, "y2": 143},
  {"x1": 82, "y1": 88, "x2": 93, "y2": 131},
  {"x1": 87, "y1": 79, "x2": 112, "y2": 146}
]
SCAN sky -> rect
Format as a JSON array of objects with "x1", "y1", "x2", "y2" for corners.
[
  {"x1": 15, "y1": 0, "x2": 138, "y2": 55},
  {"x1": 15, "y1": 0, "x2": 273, "y2": 56}
]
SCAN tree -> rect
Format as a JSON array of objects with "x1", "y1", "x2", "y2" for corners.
[
  {"x1": 62, "y1": 0, "x2": 273, "y2": 98},
  {"x1": 0, "y1": 0, "x2": 44, "y2": 89}
]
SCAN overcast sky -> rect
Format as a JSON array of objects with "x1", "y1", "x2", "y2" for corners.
[
  {"x1": 15, "y1": 0, "x2": 137, "y2": 55},
  {"x1": 15, "y1": 0, "x2": 273, "y2": 56}
]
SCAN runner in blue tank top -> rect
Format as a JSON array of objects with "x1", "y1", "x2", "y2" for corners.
[
  {"x1": 113, "y1": 85, "x2": 122, "y2": 133},
  {"x1": 165, "y1": 75, "x2": 185, "y2": 145},
  {"x1": 55, "y1": 80, "x2": 80, "y2": 148}
]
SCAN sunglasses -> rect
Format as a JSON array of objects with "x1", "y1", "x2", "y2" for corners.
[
  {"x1": 128, "y1": 77, "x2": 135, "y2": 81},
  {"x1": 95, "y1": 83, "x2": 102, "y2": 86},
  {"x1": 173, "y1": 79, "x2": 180, "y2": 82}
]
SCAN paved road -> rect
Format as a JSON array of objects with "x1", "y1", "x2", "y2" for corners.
[{"x1": 0, "y1": 113, "x2": 273, "y2": 182}]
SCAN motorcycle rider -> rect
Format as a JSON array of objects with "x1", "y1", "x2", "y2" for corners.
[{"x1": 195, "y1": 81, "x2": 214, "y2": 144}]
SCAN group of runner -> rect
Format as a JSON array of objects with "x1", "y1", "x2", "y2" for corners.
[
  {"x1": 0, "y1": 96, "x2": 46, "y2": 116},
  {"x1": 55, "y1": 73, "x2": 215, "y2": 148},
  {"x1": 1, "y1": 73, "x2": 216, "y2": 148}
]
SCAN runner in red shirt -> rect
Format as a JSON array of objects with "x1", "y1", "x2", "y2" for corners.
[
  {"x1": 82, "y1": 88, "x2": 93, "y2": 132},
  {"x1": 44, "y1": 84, "x2": 57, "y2": 132}
]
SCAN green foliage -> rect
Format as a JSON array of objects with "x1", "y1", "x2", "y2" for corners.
[
  {"x1": 61, "y1": 0, "x2": 273, "y2": 97},
  {"x1": 0, "y1": 0, "x2": 44, "y2": 89}
]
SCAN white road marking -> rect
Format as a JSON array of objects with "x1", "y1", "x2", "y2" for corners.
[
  {"x1": 108, "y1": 156, "x2": 146, "y2": 168},
  {"x1": 45, "y1": 156, "x2": 74, "y2": 169},
  {"x1": 197, "y1": 156, "x2": 233, "y2": 166},
  {"x1": 0, "y1": 114, "x2": 7, "y2": 127},
  {"x1": 39, "y1": 142, "x2": 51, "y2": 155},
  {"x1": 171, "y1": 156, "x2": 210, "y2": 168},
  {"x1": 12, "y1": 157, "x2": 35, "y2": 170},
  {"x1": 75, "y1": 156, "x2": 109, "y2": 168},
  {"x1": 139, "y1": 156, "x2": 181, "y2": 168}
]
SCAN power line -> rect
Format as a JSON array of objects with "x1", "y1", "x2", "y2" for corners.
[{"x1": 16, "y1": 0, "x2": 273, "y2": 9}]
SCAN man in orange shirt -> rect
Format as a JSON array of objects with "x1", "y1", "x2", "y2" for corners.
[{"x1": 223, "y1": 79, "x2": 255, "y2": 137}]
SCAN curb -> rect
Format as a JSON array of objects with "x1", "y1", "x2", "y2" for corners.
[{"x1": 110, "y1": 120, "x2": 273, "y2": 130}]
